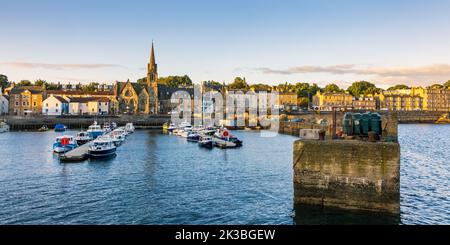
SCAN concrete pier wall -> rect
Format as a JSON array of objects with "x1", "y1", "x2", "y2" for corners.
[
  {"x1": 293, "y1": 140, "x2": 400, "y2": 214},
  {"x1": 0, "y1": 115, "x2": 171, "y2": 130}
]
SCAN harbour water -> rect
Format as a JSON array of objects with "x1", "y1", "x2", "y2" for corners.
[{"x1": 0, "y1": 124, "x2": 448, "y2": 224}]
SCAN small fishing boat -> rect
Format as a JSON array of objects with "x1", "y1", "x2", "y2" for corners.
[
  {"x1": 198, "y1": 136, "x2": 213, "y2": 149},
  {"x1": 125, "y1": 123, "x2": 135, "y2": 133},
  {"x1": 201, "y1": 127, "x2": 216, "y2": 136},
  {"x1": 75, "y1": 131, "x2": 92, "y2": 145},
  {"x1": 113, "y1": 127, "x2": 128, "y2": 137},
  {"x1": 213, "y1": 137, "x2": 237, "y2": 149},
  {"x1": 53, "y1": 135, "x2": 78, "y2": 153},
  {"x1": 88, "y1": 137, "x2": 117, "y2": 159},
  {"x1": 54, "y1": 124, "x2": 66, "y2": 132},
  {"x1": 87, "y1": 121, "x2": 103, "y2": 139},
  {"x1": 187, "y1": 132, "x2": 200, "y2": 142},
  {"x1": 213, "y1": 128, "x2": 243, "y2": 148},
  {"x1": 38, "y1": 125, "x2": 49, "y2": 132},
  {"x1": 0, "y1": 121, "x2": 10, "y2": 133},
  {"x1": 111, "y1": 122, "x2": 118, "y2": 130}
]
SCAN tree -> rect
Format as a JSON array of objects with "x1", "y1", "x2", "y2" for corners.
[
  {"x1": 387, "y1": 84, "x2": 410, "y2": 90},
  {"x1": 228, "y1": 77, "x2": 249, "y2": 90},
  {"x1": 347, "y1": 81, "x2": 379, "y2": 96},
  {"x1": 159, "y1": 75, "x2": 193, "y2": 88},
  {"x1": 427, "y1": 84, "x2": 444, "y2": 89},
  {"x1": 34, "y1": 79, "x2": 47, "y2": 87},
  {"x1": 18, "y1": 80, "x2": 32, "y2": 86},
  {"x1": 137, "y1": 77, "x2": 147, "y2": 86},
  {"x1": 82, "y1": 82, "x2": 100, "y2": 92},
  {"x1": 250, "y1": 83, "x2": 272, "y2": 91},
  {"x1": 444, "y1": 80, "x2": 450, "y2": 89},
  {"x1": 0, "y1": 74, "x2": 8, "y2": 89},
  {"x1": 323, "y1": 83, "x2": 343, "y2": 93},
  {"x1": 203, "y1": 80, "x2": 223, "y2": 87}
]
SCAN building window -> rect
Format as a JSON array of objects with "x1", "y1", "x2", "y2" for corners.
[{"x1": 16, "y1": 102, "x2": 19, "y2": 106}]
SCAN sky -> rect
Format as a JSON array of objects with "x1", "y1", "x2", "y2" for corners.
[{"x1": 1, "y1": 0, "x2": 450, "y2": 89}]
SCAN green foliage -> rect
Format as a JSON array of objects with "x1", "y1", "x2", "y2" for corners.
[
  {"x1": 137, "y1": 77, "x2": 147, "y2": 86},
  {"x1": 228, "y1": 77, "x2": 249, "y2": 90},
  {"x1": 323, "y1": 83, "x2": 344, "y2": 93},
  {"x1": 18, "y1": 80, "x2": 32, "y2": 86},
  {"x1": 0, "y1": 74, "x2": 8, "y2": 89},
  {"x1": 387, "y1": 84, "x2": 410, "y2": 90},
  {"x1": 347, "y1": 81, "x2": 379, "y2": 96},
  {"x1": 444, "y1": 80, "x2": 450, "y2": 88},
  {"x1": 202, "y1": 80, "x2": 223, "y2": 87},
  {"x1": 82, "y1": 82, "x2": 100, "y2": 92},
  {"x1": 250, "y1": 83, "x2": 272, "y2": 91},
  {"x1": 34, "y1": 79, "x2": 47, "y2": 87},
  {"x1": 159, "y1": 75, "x2": 193, "y2": 88},
  {"x1": 427, "y1": 84, "x2": 444, "y2": 89},
  {"x1": 46, "y1": 83, "x2": 60, "y2": 90}
]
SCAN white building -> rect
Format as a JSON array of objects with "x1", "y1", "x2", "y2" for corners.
[
  {"x1": 68, "y1": 97, "x2": 110, "y2": 115},
  {"x1": 0, "y1": 94, "x2": 9, "y2": 115},
  {"x1": 42, "y1": 95, "x2": 69, "y2": 116}
]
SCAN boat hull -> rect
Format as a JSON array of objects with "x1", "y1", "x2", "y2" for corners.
[
  {"x1": 198, "y1": 141, "x2": 213, "y2": 149},
  {"x1": 76, "y1": 139, "x2": 91, "y2": 146},
  {"x1": 88, "y1": 148, "x2": 117, "y2": 159}
]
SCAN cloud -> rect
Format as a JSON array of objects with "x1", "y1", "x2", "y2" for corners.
[
  {"x1": 0, "y1": 61, "x2": 124, "y2": 70},
  {"x1": 255, "y1": 64, "x2": 450, "y2": 77}
]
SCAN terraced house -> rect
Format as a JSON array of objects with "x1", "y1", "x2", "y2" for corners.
[{"x1": 8, "y1": 86, "x2": 46, "y2": 116}]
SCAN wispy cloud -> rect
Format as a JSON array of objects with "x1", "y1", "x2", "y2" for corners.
[
  {"x1": 0, "y1": 61, "x2": 124, "y2": 70},
  {"x1": 255, "y1": 64, "x2": 450, "y2": 77}
]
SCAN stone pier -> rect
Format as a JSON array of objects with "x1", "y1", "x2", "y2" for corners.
[{"x1": 293, "y1": 140, "x2": 400, "y2": 214}]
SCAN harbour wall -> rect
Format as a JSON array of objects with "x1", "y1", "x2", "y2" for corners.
[
  {"x1": 280, "y1": 111, "x2": 444, "y2": 138},
  {"x1": 293, "y1": 140, "x2": 401, "y2": 214},
  {"x1": 0, "y1": 115, "x2": 171, "y2": 130}
]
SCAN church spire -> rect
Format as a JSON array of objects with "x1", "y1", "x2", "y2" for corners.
[{"x1": 150, "y1": 41, "x2": 156, "y2": 70}]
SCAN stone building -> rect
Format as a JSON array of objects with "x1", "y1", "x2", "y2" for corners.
[
  {"x1": 312, "y1": 91, "x2": 353, "y2": 111},
  {"x1": 424, "y1": 88, "x2": 450, "y2": 112},
  {"x1": 8, "y1": 86, "x2": 46, "y2": 116}
]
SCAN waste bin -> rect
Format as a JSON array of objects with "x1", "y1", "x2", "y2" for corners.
[
  {"x1": 352, "y1": 113, "x2": 362, "y2": 135},
  {"x1": 370, "y1": 112, "x2": 382, "y2": 136},
  {"x1": 343, "y1": 113, "x2": 353, "y2": 135},
  {"x1": 361, "y1": 113, "x2": 371, "y2": 136}
]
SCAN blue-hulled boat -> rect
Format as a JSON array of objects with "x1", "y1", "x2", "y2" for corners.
[
  {"x1": 53, "y1": 135, "x2": 78, "y2": 153},
  {"x1": 54, "y1": 124, "x2": 66, "y2": 132},
  {"x1": 87, "y1": 121, "x2": 103, "y2": 139}
]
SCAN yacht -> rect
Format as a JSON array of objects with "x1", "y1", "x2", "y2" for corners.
[
  {"x1": 88, "y1": 137, "x2": 117, "y2": 159},
  {"x1": 125, "y1": 123, "x2": 135, "y2": 133},
  {"x1": 0, "y1": 121, "x2": 10, "y2": 133},
  {"x1": 87, "y1": 121, "x2": 103, "y2": 139},
  {"x1": 75, "y1": 131, "x2": 92, "y2": 145},
  {"x1": 53, "y1": 136, "x2": 78, "y2": 153},
  {"x1": 198, "y1": 136, "x2": 213, "y2": 149},
  {"x1": 213, "y1": 128, "x2": 243, "y2": 148},
  {"x1": 113, "y1": 127, "x2": 128, "y2": 137}
]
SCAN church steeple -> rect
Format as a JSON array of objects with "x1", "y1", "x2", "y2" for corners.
[
  {"x1": 149, "y1": 42, "x2": 156, "y2": 70},
  {"x1": 147, "y1": 41, "x2": 158, "y2": 87}
]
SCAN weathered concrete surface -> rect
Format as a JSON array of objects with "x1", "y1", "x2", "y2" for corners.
[{"x1": 293, "y1": 140, "x2": 400, "y2": 214}]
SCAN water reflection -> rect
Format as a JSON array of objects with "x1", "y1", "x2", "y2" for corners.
[{"x1": 293, "y1": 204, "x2": 400, "y2": 225}]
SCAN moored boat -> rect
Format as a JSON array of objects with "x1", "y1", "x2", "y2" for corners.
[
  {"x1": 87, "y1": 121, "x2": 103, "y2": 139},
  {"x1": 0, "y1": 121, "x2": 10, "y2": 133},
  {"x1": 88, "y1": 137, "x2": 117, "y2": 159},
  {"x1": 54, "y1": 124, "x2": 66, "y2": 132},
  {"x1": 38, "y1": 125, "x2": 49, "y2": 132},
  {"x1": 167, "y1": 123, "x2": 176, "y2": 133},
  {"x1": 187, "y1": 132, "x2": 200, "y2": 142},
  {"x1": 125, "y1": 123, "x2": 135, "y2": 133},
  {"x1": 75, "y1": 131, "x2": 92, "y2": 145},
  {"x1": 213, "y1": 128, "x2": 243, "y2": 148},
  {"x1": 53, "y1": 135, "x2": 78, "y2": 153},
  {"x1": 198, "y1": 136, "x2": 213, "y2": 149},
  {"x1": 110, "y1": 131, "x2": 126, "y2": 147}
]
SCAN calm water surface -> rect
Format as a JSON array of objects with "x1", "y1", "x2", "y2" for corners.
[{"x1": 0, "y1": 124, "x2": 448, "y2": 224}]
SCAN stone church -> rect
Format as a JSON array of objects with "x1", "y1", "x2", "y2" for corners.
[{"x1": 114, "y1": 43, "x2": 159, "y2": 114}]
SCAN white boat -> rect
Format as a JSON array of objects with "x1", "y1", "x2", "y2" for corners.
[
  {"x1": 110, "y1": 131, "x2": 126, "y2": 147},
  {"x1": 103, "y1": 122, "x2": 112, "y2": 133},
  {"x1": 75, "y1": 131, "x2": 92, "y2": 145},
  {"x1": 212, "y1": 137, "x2": 237, "y2": 149},
  {"x1": 198, "y1": 136, "x2": 213, "y2": 148},
  {"x1": 87, "y1": 121, "x2": 104, "y2": 139},
  {"x1": 181, "y1": 130, "x2": 191, "y2": 138},
  {"x1": 53, "y1": 135, "x2": 78, "y2": 153},
  {"x1": 0, "y1": 122, "x2": 10, "y2": 133},
  {"x1": 125, "y1": 123, "x2": 135, "y2": 133},
  {"x1": 192, "y1": 125, "x2": 204, "y2": 132},
  {"x1": 167, "y1": 123, "x2": 177, "y2": 133},
  {"x1": 113, "y1": 127, "x2": 128, "y2": 137},
  {"x1": 88, "y1": 137, "x2": 117, "y2": 159}
]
